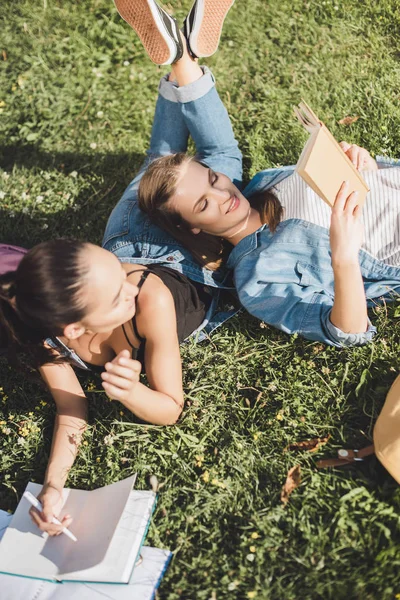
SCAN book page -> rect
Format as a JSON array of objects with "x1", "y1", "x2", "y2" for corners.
[
  {"x1": 0, "y1": 475, "x2": 137, "y2": 582},
  {"x1": 0, "y1": 547, "x2": 171, "y2": 600}
]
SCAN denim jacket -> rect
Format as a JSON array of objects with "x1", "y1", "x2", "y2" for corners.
[
  {"x1": 103, "y1": 153, "x2": 400, "y2": 346},
  {"x1": 227, "y1": 219, "x2": 400, "y2": 347},
  {"x1": 228, "y1": 156, "x2": 400, "y2": 347}
]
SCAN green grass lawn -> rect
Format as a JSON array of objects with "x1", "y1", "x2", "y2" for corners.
[{"x1": 1, "y1": 0, "x2": 400, "y2": 598}]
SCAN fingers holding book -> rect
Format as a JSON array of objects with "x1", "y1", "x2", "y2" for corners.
[{"x1": 339, "y1": 141, "x2": 378, "y2": 172}]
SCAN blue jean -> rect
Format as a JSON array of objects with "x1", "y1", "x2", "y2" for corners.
[{"x1": 103, "y1": 67, "x2": 243, "y2": 339}]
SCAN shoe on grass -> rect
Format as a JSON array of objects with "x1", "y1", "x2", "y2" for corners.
[
  {"x1": 114, "y1": 0, "x2": 183, "y2": 65},
  {"x1": 183, "y1": 0, "x2": 235, "y2": 58}
]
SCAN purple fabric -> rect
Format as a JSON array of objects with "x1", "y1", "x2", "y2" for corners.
[{"x1": 0, "y1": 244, "x2": 28, "y2": 276}]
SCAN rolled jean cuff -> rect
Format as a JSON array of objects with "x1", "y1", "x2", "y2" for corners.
[{"x1": 158, "y1": 66, "x2": 216, "y2": 104}]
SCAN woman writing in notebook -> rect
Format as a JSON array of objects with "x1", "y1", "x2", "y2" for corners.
[{"x1": 0, "y1": 0, "x2": 238, "y2": 536}]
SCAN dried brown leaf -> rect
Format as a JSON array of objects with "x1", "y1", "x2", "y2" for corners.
[
  {"x1": 284, "y1": 434, "x2": 331, "y2": 453},
  {"x1": 280, "y1": 465, "x2": 301, "y2": 505},
  {"x1": 338, "y1": 115, "x2": 360, "y2": 126}
]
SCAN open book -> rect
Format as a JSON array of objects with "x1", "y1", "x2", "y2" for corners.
[
  {"x1": 0, "y1": 475, "x2": 157, "y2": 584},
  {"x1": 294, "y1": 101, "x2": 369, "y2": 207}
]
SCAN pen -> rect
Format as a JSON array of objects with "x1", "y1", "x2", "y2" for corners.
[{"x1": 23, "y1": 491, "x2": 78, "y2": 542}]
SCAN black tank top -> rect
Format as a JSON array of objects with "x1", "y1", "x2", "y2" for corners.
[
  {"x1": 50, "y1": 265, "x2": 211, "y2": 372},
  {"x1": 122, "y1": 265, "x2": 211, "y2": 365}
]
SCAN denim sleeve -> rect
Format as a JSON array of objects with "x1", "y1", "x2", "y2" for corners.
[
  {"x1": 236, "y1": 280, "x2": 376, "y2": 347},
  {"x1": 301, "y1": 292, "x2": 376, "y2": 347}
]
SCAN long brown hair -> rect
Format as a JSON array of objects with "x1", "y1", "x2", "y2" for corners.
[
  {"x1": 138, "y1": 153, "x2": 283, "y2": 271},
  {"x1": 0, "y1": 239, "x2": 89, "y2": 368}
]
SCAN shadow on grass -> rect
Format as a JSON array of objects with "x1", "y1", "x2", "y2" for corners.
[{"x1": 0, "y1": 143, "x2": 144, "y2": 246}]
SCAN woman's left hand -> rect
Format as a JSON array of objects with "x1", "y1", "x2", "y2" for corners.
[
  {"x1": 101, "y1": 349, "x2": 142, "y2": 402},
  {"x1": 339, "y1": 141, "x2": 378, "y2": 171}
]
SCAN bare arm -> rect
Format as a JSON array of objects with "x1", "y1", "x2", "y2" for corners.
[
  {"x1": 101, "y1": 286, "x2": 184, "y2": 425},
  {"x1": 330, "y1": 181, "x2": 368, "y2": 333},
  {"x1": 30, "y1": 362, "x2": 88, "y2": 534}
]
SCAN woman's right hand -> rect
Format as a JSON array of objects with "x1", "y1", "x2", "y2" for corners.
[
  {"x1": 330, "y1": 181, "x2": 364, "y2": 266},
  {"x1": 29, "y1": 484, "x2": 72, "y2": 536}
]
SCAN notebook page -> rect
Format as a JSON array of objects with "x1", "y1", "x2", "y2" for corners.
[
  {"x1": 57, "y1": 475, "x2": 137, "y2": 579},
  {"x1": 0, "y1": 510, "x2": 12, "y2": 541},
  {"x1": 0, "y1": 547, "x2": 171, "y2": 600},
  {"x1": 0, "y1": 475, "x2": 137, "y2": 581},
  {"x1": 0, "y1": 484, "x2": 80, "y2": 580},
  {"x1": 61, "y1": 490, "x2": 156, "y2": 583}
]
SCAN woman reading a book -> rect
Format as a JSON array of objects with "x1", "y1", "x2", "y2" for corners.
[
  {"x1": 131, "y1": 22, "x2": 400, "y2": 350},
  {"x1": 0, "y1": 0, "x2": 238, "y2": 536},
  {"x1": 139, "y1": 147, "x2": 400, "y2": 348}
]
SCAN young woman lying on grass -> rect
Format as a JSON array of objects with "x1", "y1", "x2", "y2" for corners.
[
  {"x1": 0, "y1": 0, "x2": 237, "y2": 536},
  {"x1": 134, "y1": 47, "x2": 400, "y2": 348}
]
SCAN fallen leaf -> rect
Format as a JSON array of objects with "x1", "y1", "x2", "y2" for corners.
[
  {"x1": 338, "y1": 115, "x2": 360, "y2": 125},
  {"x1": 284, "y1": 434, "x2": 331, "y2": 453},
  {"x1": 280, "y1": 465, "x2": 301, "y2": 505}
]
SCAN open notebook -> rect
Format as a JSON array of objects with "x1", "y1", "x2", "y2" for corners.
[
  {"x1": 0, "y1": 475, "x2": 157, "y2": 583},
  {"x1": 0, "y1": 510, "x2": 171, "y2": 600},
  {"x1": 294, "y1": 101, "x2": 369, "y2": 207}
]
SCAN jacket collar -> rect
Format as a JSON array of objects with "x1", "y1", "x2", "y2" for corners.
[{"x1": 226, "y1": 224, "x2": 267, "y2": 269}]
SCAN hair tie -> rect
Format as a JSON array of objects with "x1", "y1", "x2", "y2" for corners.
[{"x1": 0, "y1": 279, "x2": 16, "y2": 303}]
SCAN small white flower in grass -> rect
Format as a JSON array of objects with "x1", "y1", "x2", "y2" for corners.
[
  {"x1": 123, "y1": 60, "x2": 130, "y2": 66},
  {"x1": 21, "y1": 192, "x2": 29, "y2": 200},
  {"x1": 36, "y1": 195, "x2": 44, "y2": 203},
  {"x1": 42, "y1": 223, "x2": 48, "y2": 230},
  {"x1": 17, "y1": 437, "x2": 26, "y2": 446},
  {"x1": 104, "y1": 434, "x2": 114, "y2": 446},
  {"x1": 70, "y1": 170, "x2": 78, "y2": 178},
  {"x1": 246, "y1": 553, "x2": 255, "y2": 562},
  {"x1": 96, "y1": 111, "x2": 104, "y2": 118},
  {"x1": 0, "y1": 191, "x2": 6, "y2": 199},
  {"x1": 90, "y1": 142, "x2": 97, "y2": 150},
  {"x1": 228, "y1": 581, "x2": 239, "y2": 591},
  {"x1": 9, "y1": 211, "x2": 15, "y2": 218},
  {"x1": 2, "y1": 172, "x2": 10, "y2": 180},
  {"x1": 22, "y1": 206, "x2": 29, "y2": 214}
]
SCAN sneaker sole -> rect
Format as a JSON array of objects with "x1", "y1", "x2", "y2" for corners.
[
  {"x1": 188, "y1": 0, "x2": 235, "y2": 58},
  {"x1": 114, "y1": 0, "x2": 179, "y2": 65}
]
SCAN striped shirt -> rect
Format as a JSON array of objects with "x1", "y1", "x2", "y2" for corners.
[{"x1": 274, "y1": 167, "x2": 400, "y2": 266}]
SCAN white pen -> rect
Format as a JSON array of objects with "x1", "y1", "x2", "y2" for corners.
[{"x1": 23, "y1": 491, "x2": 78, "y2": 542}]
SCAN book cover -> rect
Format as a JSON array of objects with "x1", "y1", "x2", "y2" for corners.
[{"x1": 294, "y1": 101, "x2": 369, "y2": 207}]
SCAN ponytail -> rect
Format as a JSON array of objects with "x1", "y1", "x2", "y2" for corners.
[
  {"x1": 250, "y1": 188, "x2": 283, "y2": 233},
  {"x1": 0, "y1": 271, "x2": 18, "y2": 346},
  {"x1": 0, "y1": 239, "x2": 89, "y2": 369}
]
